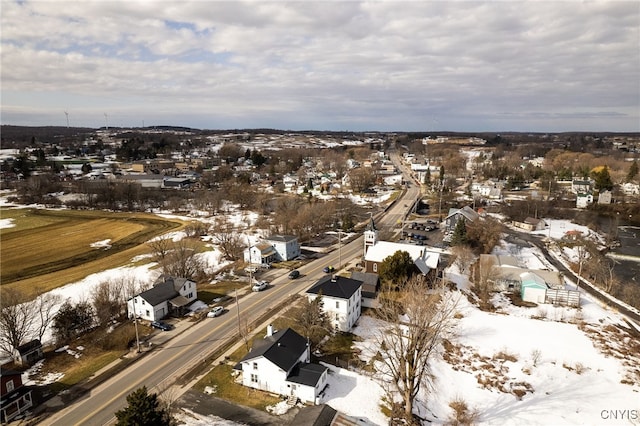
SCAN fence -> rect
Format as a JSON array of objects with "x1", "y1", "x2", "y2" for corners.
[{"x1": 545, "y1": 288, "x2": 580, "y2": 307}]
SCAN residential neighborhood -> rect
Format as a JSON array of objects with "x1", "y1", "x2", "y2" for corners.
[{"x1": 1, "y1": 126, "x2": 639, "y2": 426}]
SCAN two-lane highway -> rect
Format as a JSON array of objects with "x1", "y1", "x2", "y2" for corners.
[{"x1": 41, "y1": 151, "x2": 420, "y2": 425}]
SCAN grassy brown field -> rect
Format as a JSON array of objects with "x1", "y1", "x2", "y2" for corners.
[{"x1": 0, "y1": 208, "x2": 185, "y2": 298}]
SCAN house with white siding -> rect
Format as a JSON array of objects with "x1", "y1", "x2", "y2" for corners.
[
  {"x1": 244, "y1": 235, "x2": 301, "y2": 266},
  {"x1": 306, "y1": 276, "x2": 362, "y2": 332},
  {"x1": 127, "y1": 276, "x2": 197, "y2": 322},
  {"x1": 234, "y1": 326, "x2": 328, "y2": 405}
]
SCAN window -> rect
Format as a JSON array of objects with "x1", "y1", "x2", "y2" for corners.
[
  {"x1": 146, "y1": 310, "x2": 150, "y2": 317},
  {"x1": 6, "y1": 379, "x2": 14, "y2": 393},
  {"x1": 253, "y1": 362, "x2": 258, "y2": 370},
  {"x1": 373, "y1": 263, "x2": 378, "y2": 272},
  {"x1": 335, "y1": 313, "x2": 339, "y2": 320},
  {"x1": 335, "y1": 301, "x2": 339, "y2": 309},
  {"x1": 134, "y1": 299, "x2": 137, "y2": 304},
  {"x1": 251, "y1": 374, "x2": 258, "y2": 383}
]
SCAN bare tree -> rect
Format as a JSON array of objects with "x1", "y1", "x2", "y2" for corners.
[
  {"x1": 91, "y1": 280, "x2": 125, "y2": 326},
  {"x1": 0, "y1": 288, "x2": 36, "y2": 359},
  {"x1": 148, "y1": 237, "x2": 173, "y2": 264},
  {"x1": 374, "y1": 278, "x2": 460, "y2": 423},
  {"x1": 161, "y1": 239, "x2": 204, "y2": 279},
  {"x1": 210, "y1": 216, "x2": 245, "y2": 261},
  {"x1": 33, "y1": 291, "x2": 62, "y2": 342},
  {"x1": 451, "y1": 245, "x2": 476, "y2": 274}
]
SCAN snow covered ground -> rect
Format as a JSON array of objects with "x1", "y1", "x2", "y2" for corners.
[{"x1": 3, "y1": 195, "x2": 638, "y2": 425}]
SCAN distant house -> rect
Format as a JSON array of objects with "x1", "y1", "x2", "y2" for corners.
[
  {"x1": 234, "y1": 326, "x2": 328, "y2": 405},
  {"x1": 444, "y1": 206, "x2": 480, "y2": 232},
  {"x1": 306, "y1": 275, "x2": 362, "y2": 332},
  {"x1": 621, "y1": 182, "x2": 639, "y2": 195},
  {"x1": 162, "y1": 177, "x2": 192, "y2": 189},
  {"x1": 15, "y1": 340, "x2": 43, "y2": 366},
  {"x1": 512, "y1": 217, "x2": 546, "y2": 232},
  {"x1": 244, "y1": 235, "x2": 301, "y2": 266},
  {"x1": 597, "y1": 190, "x2": 612, "y2": 205},
  {"x1": 576, "y1": 193, "x2": 593, "y2": 208},
  {"x1": 571, "y1": 179, "x2": 593, "y2": 194},
  {"x1": 127, "y1": 276, "x2": 197, "y2": 322},
  {"x1": 1, "y1": 367, "x2": 33, "y2": 423}
]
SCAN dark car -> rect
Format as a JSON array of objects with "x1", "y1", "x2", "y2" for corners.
[
  {"x1": 150, "y1": 321, "x2": 172, "y2": 331},
  {"x1": 288, "y1": 270, "x2": 300, "y2": 279},
  {"x1": 323, "y1": 266, "x2": 335, "y2": 273}
]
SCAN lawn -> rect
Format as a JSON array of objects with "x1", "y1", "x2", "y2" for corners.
[{"x1": 0, "y1": 208, "x2": 184, "y2": 297}]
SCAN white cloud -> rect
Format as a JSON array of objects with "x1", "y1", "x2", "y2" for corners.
[{"x1": 1, "y1": 1, "x2": 638, "y2": 131}]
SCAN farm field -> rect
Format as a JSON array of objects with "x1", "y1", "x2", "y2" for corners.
[{"x1": 0, "y1": 208, "x2": 184, "y2": 298}]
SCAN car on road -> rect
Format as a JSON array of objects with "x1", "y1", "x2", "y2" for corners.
[
  {"x1": 207, "y1": 306, "x2": 224, "y2": 318},
  {"x1": 288, "y1": 270, "x2": 300, "y2": 279},
  {"x1": 323, "y1": 266, "x2": 335, "y2": 273},
  {"x1": 252, "y1": 281, "x2": 268, "y2": 292},
  {"x1": 150, "y1": 321, "x2": 172, "y2": 331}
]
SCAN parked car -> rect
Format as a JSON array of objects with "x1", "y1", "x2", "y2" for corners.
[
  {"x1": 150, "y1": 321, "x2": 172, "y2": 331},
  {"x1": 288, "y1": 270, "x2": 300, "y2": 279},
  {"x1": 252, "y1": 281, "x2": 268, "y2": 292},
  {"x1": 207, "y1": 306, "x2": 224, "y2": 318},
  {"x1": 323, "y1": 266, "x2": 335, "y2": 273}
]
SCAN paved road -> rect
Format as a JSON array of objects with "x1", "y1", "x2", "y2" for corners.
[{"x1": 38, "y1": 156, "x2": 420, "y2": 425}]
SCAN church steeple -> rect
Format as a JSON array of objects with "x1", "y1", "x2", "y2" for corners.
[{"x1": 363, "y1": 213, "x2": 378, "y2": 256}]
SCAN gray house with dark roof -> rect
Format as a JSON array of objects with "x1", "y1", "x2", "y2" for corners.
[
  {"x1": 234, "y1": 326, "x2": 328, "y2": 404},
  {"x1": 306, "y1": 276, "x2": 362, "y2": 332},
  {"x1": 126, "y1": 276, "x2": 197, "y2": 322}
]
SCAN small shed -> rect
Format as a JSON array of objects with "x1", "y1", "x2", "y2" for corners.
[
  {"x1": 520, "y1": 272, "x2": 548, "y2": 304},
  {"x1": 16, "y1": 339, "x2": 43, "y2": 366}
]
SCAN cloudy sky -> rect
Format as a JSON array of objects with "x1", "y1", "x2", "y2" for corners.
[{"x1": 1, "y1": 1, "x2": 638, "y2": 132}]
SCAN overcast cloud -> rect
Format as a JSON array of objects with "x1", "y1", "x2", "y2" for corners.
[{"x1": 1, "y1": 1, "x2": 638, "y2": 132}]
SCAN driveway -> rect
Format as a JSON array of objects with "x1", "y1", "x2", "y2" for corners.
[{"x1": 178, "y1": 389, "x2": 299, "y2": 425}]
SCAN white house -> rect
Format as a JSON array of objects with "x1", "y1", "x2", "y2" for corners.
[
  {"x1": 243, "y1": 235, "x2": 301, "y2": 266},
  {"x1": 306, "y1": 276, "x2": 362, "y2": 332},
  {"x1": 127, "y1": 276, "x2": 196, "y2": 322},
  {"x1": 234, "y1": 326, "x2": 328, "y2": 404},
  {"x1": 266, "y1": 235, "x2": 301, "y2": 261},
  {"x1": 576, "y1": 193, "x2": 593, "y2": 208}
]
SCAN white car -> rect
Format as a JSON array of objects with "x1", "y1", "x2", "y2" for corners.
[
  {"x1": 207, "y1": 306, "x2": 224, "y2": 317},
  {"x1": 252, "y1": 281, "x2": 268, "y2": 292}
]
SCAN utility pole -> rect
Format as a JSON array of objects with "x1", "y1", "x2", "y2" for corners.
[
  {"x1": 338, "y1": 229, "x2": 342, "y2": 271},
  {"x1": 235, "y1": 287, "x2": 241, "y2": 335},
  {"x1": 133, "y1": 310, "x2": 141, "y2": 353}
]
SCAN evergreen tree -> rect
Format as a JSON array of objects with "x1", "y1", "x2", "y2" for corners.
[
  {"x1": 379, "y1": 250, "x2": 415, "y2": 286},
  {"x1": 592, "y1": 165, "x2": 613, "y2": 191},
  {"x1": 52, "y1": 301, "x2": 94, "y2": 344},
  {"x1": 627, "y1": 160, "x2": 638, "y2": 182},
  {"x1": 424, "y1": 168, "x2": 431, "y2": 185},
  {"x1": 450, "y1": 218, "x2": 468, "y2": 246},
  {"x1": 439, "y1": 165, "x2": 445, "y2": 185},
  {"x1": 115, "y1": 386, "x2": 171, "y2": 426}
]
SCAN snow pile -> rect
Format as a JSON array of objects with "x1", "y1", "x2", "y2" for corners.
[
  {"x1": 174, "y1": 408, "x2": 243, "y2": 426},
  {"x1": 90, "y1": 239, "x2": 112, "y2": 249},
  {"x1": 0, "y1": 218, "x2": 15, "y2": 229},
  {"x1": 266, "y1": 400, "x2": 291, "y2": 415}
]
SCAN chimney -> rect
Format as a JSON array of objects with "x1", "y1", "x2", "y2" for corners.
[{"x1": 267, "y1": 324, "x2": 273, "y2": 337}]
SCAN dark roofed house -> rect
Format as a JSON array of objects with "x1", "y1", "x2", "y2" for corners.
[
  {"x1": 306, "y1": 276, "x2": 362, "y2": 332},
  {"x1": 127, "y1": 276, "x2": 197, "y2": 322},
  {"x1": 291, "y1": 404, "x2": 364, "y2": 426},
  {"x1": 234, "y1": 326, "x2": 327, "y2": 405},
  {"x1": 16, "y1": 339, "x2": 43, "y2": 366}
]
